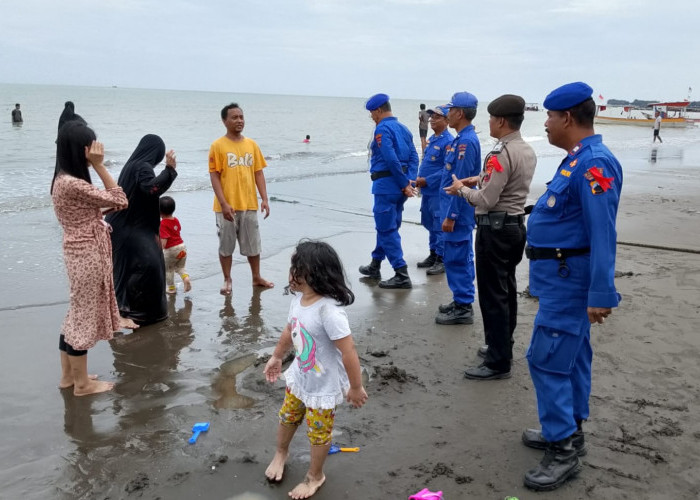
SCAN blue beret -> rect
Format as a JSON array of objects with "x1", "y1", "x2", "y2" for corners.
[
  {"x1": 445, "y1": 92, "x2": 478, "y2": 109},
  {"x1": 426, "y1": 105, "x2": 449, "y2": 117},
  {"x1": 543, "y1": 82, "x2": 593, "y2": 111},
  {"x1": 365, "y1": 93, "x2": 390, "y2": 111}
]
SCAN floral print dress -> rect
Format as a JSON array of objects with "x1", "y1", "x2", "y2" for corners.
[{"x1": 52, "y1": 175, "x2": 127, "y2": 351}]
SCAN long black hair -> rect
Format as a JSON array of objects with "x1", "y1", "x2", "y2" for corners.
[
  {"x1": 288, "y1": 239, "x2": 354, "y2": 306},
  {"x1": 51, "y1": 121, "x2": 96, "y2": 194}
]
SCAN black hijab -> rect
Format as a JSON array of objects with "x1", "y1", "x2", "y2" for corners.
[
  {"x1": 57, "y1": 101, "x2": 86, "y2": 135},
  {"x1": 121, "y1": 134, "x2": 166, "y2": 173},
  {"x1": 106, "y1": 134, "x2": 173, "y2": 234}
]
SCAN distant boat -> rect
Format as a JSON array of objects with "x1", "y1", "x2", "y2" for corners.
[
  {"x1": 594, "y1": 101, "x2": 693, "y2": 128},
  {"x1": 524, "y1": 103, "x2": 539, "y2": 112}
]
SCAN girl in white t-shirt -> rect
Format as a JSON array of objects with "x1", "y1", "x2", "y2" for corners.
[{"x1": 264, "y1": 240, "x2": 368, "y2": 499}]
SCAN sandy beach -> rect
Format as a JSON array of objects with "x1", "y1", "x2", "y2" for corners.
[{"x1": 1, "y1": 149, "x2": 700, "y2": 500}]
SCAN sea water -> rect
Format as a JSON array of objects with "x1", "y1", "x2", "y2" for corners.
[
  {"x1": 2, "y1": 83, "x2": 700, "y2": 310},
  {"x1": 3, "y1": 83, "x2": 700, "y2": 214}
]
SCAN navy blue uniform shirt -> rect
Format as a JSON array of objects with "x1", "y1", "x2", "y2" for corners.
[
  {"x1": 369, "y1": 117, "x2": 419, "y2": 195},
  {"x1": 439, "y1": 124, "x2": 481, "y2": 228},
  {"x1": 527, "y1": 134, "x2": 623, "y2": 307},
  {"x1": 418, "y1": 129, "x2": 454, "y2": 196}
]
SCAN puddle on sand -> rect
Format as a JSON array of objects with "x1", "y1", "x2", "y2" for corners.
[{"x1": 212, "y1": 353, "x2": 259, "y2": 409}]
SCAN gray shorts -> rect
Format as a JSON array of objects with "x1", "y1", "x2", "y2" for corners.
[{"x1": 215, "y1": 211, "x2": 261, "y2": 257}]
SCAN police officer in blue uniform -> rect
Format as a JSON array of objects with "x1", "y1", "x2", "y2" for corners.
[
  {"x1": 434, "y1": 92, "x2": 481, "y2": 324},
  {"x1": 414, "y1": 105, "x2": 453, "y2": 275},
  {"x1": 522, "y1": 82, "x2": 622, "y2": 491},
  {"x1": 359, "y1": 93, "x2": 419, "y2": 289}
]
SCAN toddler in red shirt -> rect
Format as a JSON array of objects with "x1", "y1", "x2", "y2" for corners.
[{"x1": 159, "y1": 196, "x2": 191, "y2": 294}]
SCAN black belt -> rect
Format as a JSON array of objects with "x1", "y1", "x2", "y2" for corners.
[
  {"x1": 476, "y1": 213, "x2": 524, "y2": 226},
  {"x1": 525, "y1": 246, "x2": 590, "y2": 260},
  {"x1": 371, "y1": 166, "x2": 408, "y2": 181}
]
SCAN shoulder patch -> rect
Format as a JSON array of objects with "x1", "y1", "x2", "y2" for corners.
[
  {"x1": 585, "y1": 166, "x2": 614, "y2": 194},
  {"x1": 487, "y1": 155, "x2": 503, "y2": 173},
  {"x1": 375, "y1": 133, "x2": 382, "y2": 147}
]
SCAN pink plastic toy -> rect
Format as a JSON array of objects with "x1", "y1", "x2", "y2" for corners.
[{"x1": 408, "y1": 488, "x2": 443, "y2": 500}]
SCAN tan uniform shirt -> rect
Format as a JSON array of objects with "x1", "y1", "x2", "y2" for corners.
[{"x1": 460, "y1": 130, "x2": 536, "y2": 215}]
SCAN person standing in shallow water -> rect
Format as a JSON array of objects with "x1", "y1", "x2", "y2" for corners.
[
  {"x1": 209, "y1": 103, "x2": 274, "y2": 296},
  {"x1": 11, "y1": 103, "x2": 22, "y2": 124},
  {"x1": 418, "y1": 103, "x2": 429, "y2": 153},
  {"x1": 653, "y1": 111, "x2": 663, "y2": 143},
  {"x1": 51, "y1": 121, "x2": 132, "y2": 396},
  {"x1": 106, "y1": 135, "x2": 178, "y2": 325}
]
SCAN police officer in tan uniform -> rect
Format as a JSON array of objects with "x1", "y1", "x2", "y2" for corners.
[{"x1": 444, "y1": 94, "x2": 536, "y2": 380}]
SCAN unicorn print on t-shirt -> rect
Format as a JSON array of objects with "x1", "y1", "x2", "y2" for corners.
[{"x1": 291, "y1": 317, "x2": 324, "y2": 375}]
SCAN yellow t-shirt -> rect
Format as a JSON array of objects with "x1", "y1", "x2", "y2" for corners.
[{"x1": 208, "y1": 136, "x2": 267, "y2": 212}]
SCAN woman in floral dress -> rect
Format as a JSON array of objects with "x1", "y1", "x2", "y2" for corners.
[{"x1": 51, "y1": 121, "x2": 129, "y2": 396}]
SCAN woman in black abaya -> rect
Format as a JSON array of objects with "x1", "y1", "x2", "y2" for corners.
[{"x1": 106, "y1": 135, "x2": 178, "y2": 325}]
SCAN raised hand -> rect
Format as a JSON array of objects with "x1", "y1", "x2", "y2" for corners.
[
  {"x1": 165, "y1": 149, "x2": 177, "y2": 169},
  {"x1": 85, "y1": 140, "x2": 105, "y2": 168}
]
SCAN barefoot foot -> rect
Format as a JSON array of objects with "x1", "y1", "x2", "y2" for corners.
[
  {"x1": 73, "y1": 379, "x2": 114, "y2": 396},
  {"x1": 119, "y1": 317, "x2": 140, "y2": 329},
  {"x1": 220, "y1": 278, "x2": 232, "y2": 296},
  {"x1": 183, "y1": 276, "x2": 192, "y2": 292},
  {"x1": 59, "y1": 374, "x2": 98, "y2": 389},
  {"x1": 289, "y1": 474, "x2": 325, "y2": 499},
  {"x1": 265, "y1": 450, "x2": 288, "y2": 482},
  {"x1": 253, "y1": 278, "x2": 274, "y2": 289}
]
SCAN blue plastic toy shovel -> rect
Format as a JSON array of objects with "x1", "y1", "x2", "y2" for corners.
[
  {"x1": 328, "y1": 444, "x2": 360, "y2": 455},
  {"x1": 188, "y1": 422, "x2": 210, "y2": 444}
]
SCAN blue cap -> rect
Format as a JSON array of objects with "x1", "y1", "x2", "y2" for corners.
[
  {"x1": 365, "y1": 93, "x2": 390, "y2": 111},
  {"x1": 427, "y1": 105, "x2": 449, "y2": 117},
  {"x1": 445, "y1": 92, "x2": 478, "y2": 109},
  {"x1": 543, "y1": 82, "x2": 593, "y2": 111}
]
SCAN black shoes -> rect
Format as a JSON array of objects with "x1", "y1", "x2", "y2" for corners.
[
  {"x1": 435, "y1": 302, "x2": 474, "y2": 325},
  {"x1": 426, "y1": 257, "x2": 445, "y2": 275},
  {"x1": 438, "y1": 301, "x2": 455, "y2": 313},
  {"x1": 417, "y1": 251, "x2": 437, "y2": 268},
  {"x1": 378, "y1": 266, "x2": 412, "y2": 289},
  {"x1": 463, "y1": 363, "x2": 511, "y2": 380},
  {"x1": 524, "y1": 435, "x2": 582, "y2": 491},
  {"x1": 477, "y1": 345, "x2": 489, "y2": 358},
  {"x1": 522, "y1": 428, "x2": 587, "y2": 456},
  {"x1": 359, "y1": 259, "x2": 381, "y2": 279}
]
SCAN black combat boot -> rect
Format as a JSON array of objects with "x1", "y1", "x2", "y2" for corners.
[
  {"x1": 438, "y1": 300, "x2": 455, "y2": 313},
  {"x1": 378, "y1": 266, "x2": 412, "y2": 289},
  {"x1": 417, "y1": 250, "x2": 437, "y2": 268},
  {"x1": 435, "y1": 302, "x2": 474, "y2": 325},
  {"x1": 523, "y1": 435, "x2": 582, "y2": 491},
  {"x1": 426, "y1": 256, "x2": 445, "y2": 275},
  {"x1": 359, "y1": 258, "x2": 381, "y2": 279},
  {"x1": 522, "y1": 420, "x2": 587, "y2": 456}
]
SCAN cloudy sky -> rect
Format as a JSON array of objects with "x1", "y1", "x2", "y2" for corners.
[{"x1": 2, "y1": 0, "x2": 698, "y2": 102}]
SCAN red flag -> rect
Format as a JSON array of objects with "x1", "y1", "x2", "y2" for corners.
[{"x1": 598, "y1": 94, "x2": 604, "y2": 100}]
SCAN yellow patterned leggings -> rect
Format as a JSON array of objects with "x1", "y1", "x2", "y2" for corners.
[{"x1": 279, "y1": 388, "x2": 336, "y2": 446}]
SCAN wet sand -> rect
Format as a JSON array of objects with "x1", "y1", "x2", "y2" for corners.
[{"x1": 1, "y1": 152, "x2": 700, "y2": 500}]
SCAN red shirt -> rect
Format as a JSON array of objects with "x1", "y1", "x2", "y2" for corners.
[{"x1": 160, "y1": 217, "x2": 184, "y2": 248}]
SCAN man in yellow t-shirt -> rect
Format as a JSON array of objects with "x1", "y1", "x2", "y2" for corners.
[{"x1": 209, "y1": 103, "x2": 274, "y2": 295}]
